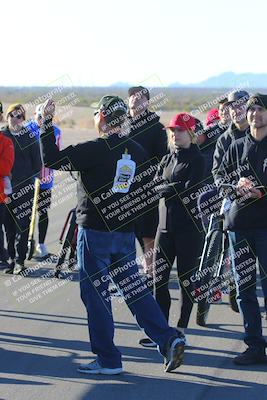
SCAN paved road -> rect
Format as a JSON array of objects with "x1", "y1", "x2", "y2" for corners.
[{"x1": 0, "y1": 130, "x2": 266, "y2": 400}]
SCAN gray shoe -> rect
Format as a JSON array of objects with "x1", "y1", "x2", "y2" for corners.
[
  {"x1": 164, "y1": 336, "x2": 185, "y2": 372},
  {"x1": 13, "y1": 262, "x2": 26, "y2": 275},
  {"x1": 77, "y1": 360, "x2": 123, "y2": 375}
]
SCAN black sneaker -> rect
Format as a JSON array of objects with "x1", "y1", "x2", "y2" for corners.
[
  {"x1": 4, "y1": 260, "x2": 15, "y2": 274},
  {"x1": 109, "y1": 286, "x2": 121, "y2": 297},
  {"x1": 229, "y1": 287, "x2": 239, "y2": 313},
  {"x1": 0, "y1": 259, "x2": 9, "y2": 269},
  {"x1": 164, "y1": 336, "x2": 185, "y2": 372},
  {"x1": 4, "y1": 266, "x2": 15, "y2": 274},
  {"x1": 139, "y1": 338, "x2": 157, "y2": 348},
  {"x1": 233, "y1": 347, "x2": 267, "y2": 365}
]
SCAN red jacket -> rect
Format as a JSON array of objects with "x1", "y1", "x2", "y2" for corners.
[{"x1": 0, "y1": 132, "x2": 14, "y2": 203}]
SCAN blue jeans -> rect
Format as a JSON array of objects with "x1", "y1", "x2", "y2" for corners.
[
  {"x1": 77, "y1": 227, "x2": 179, "y2": 368},
  {"x1": 229, "y1": 229, "x2": 267, "y2": 350}
]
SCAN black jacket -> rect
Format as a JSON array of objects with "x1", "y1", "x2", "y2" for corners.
[
  {"x1": 40, "y1": 119, "x2": 154, "y2": 232},
  {"x1": 155, "y1": 144, "x2": 206, "y2": 232},
  {"x1": 200, "y1": 122, "x2": 228, "y2": 176},
  {"x1": 214, "y1": 133, "x2": 267, "y2": 230},
  {"x1": 212, "y1": 123, "x2": 248, "y2": 179},
  {"x1": 4, "y1": 126, "x2": 42, "y2": 189},
  {"x1": 128, "y1": 110, "x2": 167, "y2": 163}
]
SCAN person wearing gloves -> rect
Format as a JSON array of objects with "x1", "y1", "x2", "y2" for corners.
[{"x1": 214, "y1": 93, "x2": 267, "y2": 365}]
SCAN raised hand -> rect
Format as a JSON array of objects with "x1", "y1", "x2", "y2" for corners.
[{"x1": 40, "y1": 99, "x2": 55, "y2": 120}]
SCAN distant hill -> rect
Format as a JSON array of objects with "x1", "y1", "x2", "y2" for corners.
[
  {"x1": 169, "y1": 72, "x2": 267, "y2": 88},
  {"x1": 109, "y1": 82, "x2": 130, "y2": 87},
  {"x1": 110, "y1": 72, "x2": 267, "y2": 89}
]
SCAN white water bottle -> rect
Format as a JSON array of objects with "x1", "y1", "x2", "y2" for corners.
[{"x1": 112, "y1": 149, "x2": 136, "y2": 193}]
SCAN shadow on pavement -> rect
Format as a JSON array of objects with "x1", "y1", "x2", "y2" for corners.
[{"x1": 76, "y1": 370, "x2": 267, "y2": 400}]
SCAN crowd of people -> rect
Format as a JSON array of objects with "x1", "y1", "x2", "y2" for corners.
[
  {"x1": 0, "y1": 102, "x2": 62, "y2": 273},
  {"x1": 0, "y1": 86, "x2": 266, "y2": 374}
]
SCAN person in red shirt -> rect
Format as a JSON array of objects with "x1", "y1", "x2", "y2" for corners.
[{"x1": 0, "y1": 131, "x2": 14, "y2": 266}]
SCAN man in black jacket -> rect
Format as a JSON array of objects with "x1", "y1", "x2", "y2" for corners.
[
  {"x1": 212, "y1": 90, "x2": 250, "y2": 178},
  {"x1": 200, "y1": 98, "x2": 230, "y2": 177},
  {"x1": 198, "y1": 92, "x2": 249, "y2": 232},
  {"x1": 215, "y1": 94, "x2": 267, "y2": 365},
  {"x1": 39, "y1": 96, "x2": 185, "y2": 375},
  {"x1": 128, "y1": 86, "x2": 167, "y2": 276}
]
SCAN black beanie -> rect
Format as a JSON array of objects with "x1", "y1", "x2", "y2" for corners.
[
  {"x1": 128, "y1": 86, "x2": 150, "y2": 101},
  {"x1": 246, "y1": 93, "x2": 267, "y2": 111}
]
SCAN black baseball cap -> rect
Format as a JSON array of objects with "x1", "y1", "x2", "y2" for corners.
[
  {"x1": 246, "y1": 93, "x2": 267, "y2": 111},
  {"x1": 95, "y1": 95, "x2": 127, "y2": 121}
]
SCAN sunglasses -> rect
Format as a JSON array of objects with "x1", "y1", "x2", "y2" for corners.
[{"x1": 9, "y1": 112, "x2": 23, "y2": 119}]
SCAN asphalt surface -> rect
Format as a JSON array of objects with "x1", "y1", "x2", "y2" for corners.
[{"x1": 0, "y1": 130, "x2": 266, "y2": 400}]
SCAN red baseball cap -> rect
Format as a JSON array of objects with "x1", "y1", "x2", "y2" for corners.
[
  {"x1": 206, "y1": 108, "x2": 220, "y2": 126},
  {"x1": 165, "y1": 113, "x2": 196, "y2": 130}
]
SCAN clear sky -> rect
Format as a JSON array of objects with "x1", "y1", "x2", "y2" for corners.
[{"x1": 1, "y1": 0, "x2": 267, "y2": 87}]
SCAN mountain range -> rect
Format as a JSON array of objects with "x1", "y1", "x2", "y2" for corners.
[{"x1": 111, "y1": 72, "x2": 267, "y2": 89}]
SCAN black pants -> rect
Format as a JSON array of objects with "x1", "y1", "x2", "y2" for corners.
[
  {"x1": 154, "y1": 229, "x2": 202, "y2": 328},
  {"x1": 37, "y1": 188, "x2": 52, "y2": 244},
  {"x1": 4, "y1": 188, "x2": 34, "y2": 263}
]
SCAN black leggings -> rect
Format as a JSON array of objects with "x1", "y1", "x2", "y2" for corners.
[
  {"x1": 37, "y1": 188, "x2": 52, "y2": 244},
  {"x1": 4, "y1": 189, "x2": 34, "y2": 263},
  {"x1": 154, "y1": 229, "x2": 202, "y2": 328}
]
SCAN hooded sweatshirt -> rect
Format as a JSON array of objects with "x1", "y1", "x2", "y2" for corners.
[{"x1": 214, "y1": 133, "x2": 267, "y2": 230}]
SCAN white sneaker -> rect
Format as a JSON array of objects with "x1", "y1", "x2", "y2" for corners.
[
  {"x1": 35, "y1": 243, "x2": 49, "y2": 258},
  {"x1": 77, "y1": 360, "x2": 123, "y2": 375}
]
